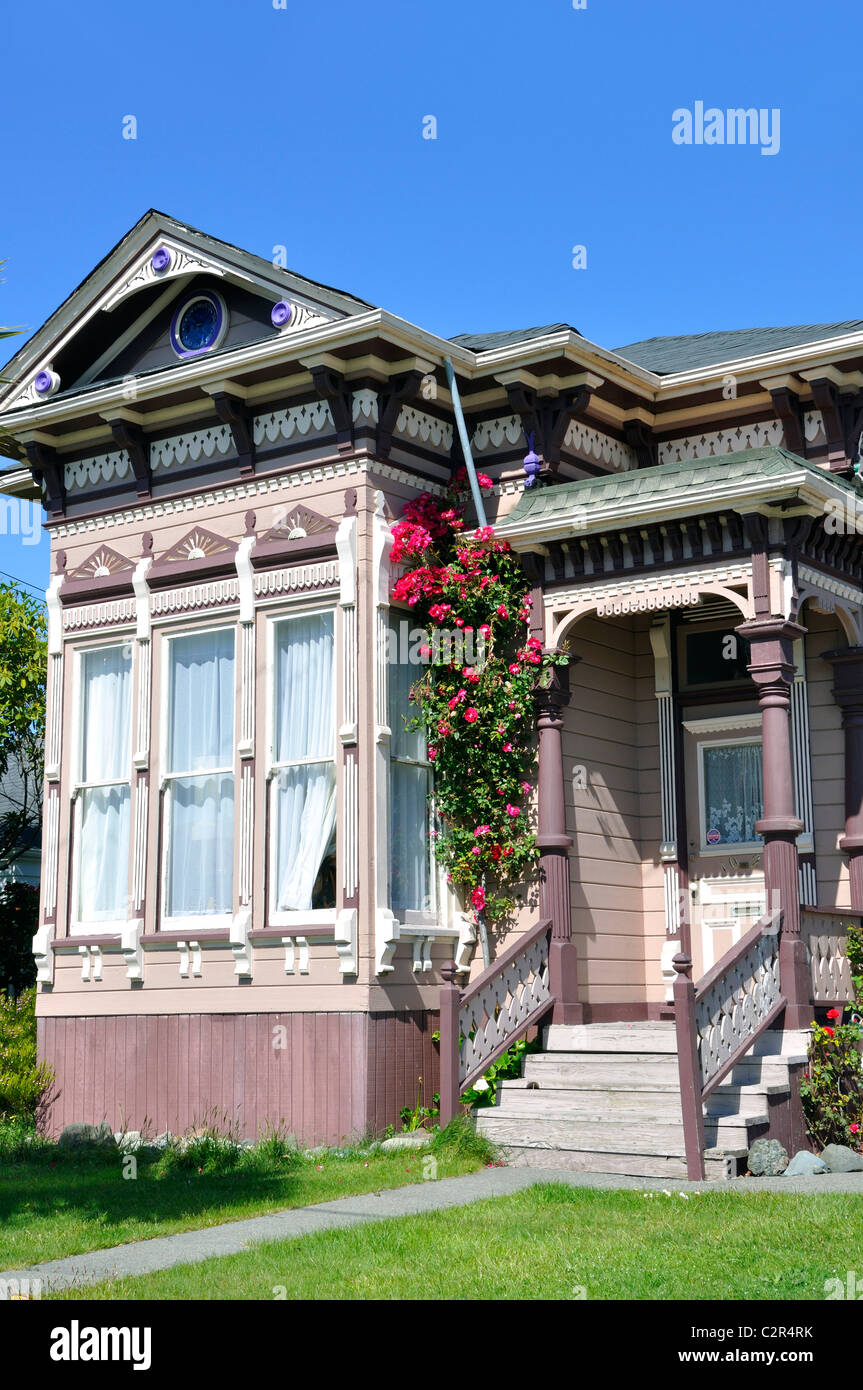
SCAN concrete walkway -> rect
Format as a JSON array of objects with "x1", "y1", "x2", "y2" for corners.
[{"x1": 4, "y1": 1166, "x2": 863, "y2": 1295}]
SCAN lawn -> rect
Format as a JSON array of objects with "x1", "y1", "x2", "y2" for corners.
[
  {"x1": 51, "y1": 1184, "x2": 863, "y2": 1301},
  {"x1": 0, "y1": 1144, "x2": 487, "y2": 1270}
]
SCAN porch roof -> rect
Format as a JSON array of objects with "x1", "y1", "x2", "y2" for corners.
[{"x1": 496, "y1": 446, "x2": 863, "y2": 546}]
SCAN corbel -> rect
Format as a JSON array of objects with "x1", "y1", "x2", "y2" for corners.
[
  {"x1": 741, "y1": 513, "x2": 771, "y2": 617},
  {"x1": 807, "y1": 378, "x2": 847, "y2": 468},
  {"x1": 212, "y1": 392, "x2": 255, "y2": 476},
  {"x1": 376, "y1": 368, "x2": 425, "y2": 458},
  {"x1": 504, "y1": 381, "x2": 593, "y2": 476},
  {"x1": 623, "y1": 420, "x2": 657, "y2": 470},
  {"x1": 24, "y1": 441, "x2": 64, "y2": 517},
  {"x1": 108, "y1": 419, "x2": 151, "y2": 498},
  {"x1": 307, "y1": 365, "x2": 354, "y2": 453},
  {"x1": 767, "y1": 385, "x2": 806, "y2": 457}
]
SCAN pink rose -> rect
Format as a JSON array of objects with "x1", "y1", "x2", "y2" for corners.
[
  {"x1": 464, "y1": 707, "x2": 479, "y2": 723},
  {"x1": 505, "y1": 804, "x2": 521, "y2": 818}
]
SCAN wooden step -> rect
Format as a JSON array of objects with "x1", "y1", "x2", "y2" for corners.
[
  {"x1": 543, "y1": 1024, "x2": 678, "y2": 1054},
  {"x1": 492, "y1": 1089, "x2": 686, "y2": 1123},
  {"x1": 476, "y1": 1114, "x2": 689, "y2": 1157},
  {"x1": 499, "y1": 1146, "x2": 737, "y2": 1180},
  {"x1": 522, "y1": 1054, "x2": 680, "y2": 1090},
  {"x1": 704, "y1": 1082, "x2": 789, "y2": 1117}
]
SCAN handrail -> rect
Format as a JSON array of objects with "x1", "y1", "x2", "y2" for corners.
[
  {"x1": 673, "y1": 907, "x2": 785, "y2": 1180},
  {"x1": 438, "y1": 918, "x2": 554, "y2": 1124}
]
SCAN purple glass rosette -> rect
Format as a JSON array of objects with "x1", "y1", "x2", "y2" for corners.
[
  {"x1": 34, "y1": 369, "x2": 58, "y2": 396},
  {"x1": 271, "y1": 300, "x2": 293, "y2": 328},
  {"x1": 151, "y1": 246, "x2": 172, "y2": 274}
]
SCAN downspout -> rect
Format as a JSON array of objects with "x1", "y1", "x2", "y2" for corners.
[
  {"x1": 445, "y1": 357, "x2": 488, "y2": 529},
  {"x1": 444, "y1": 356, "x2": 491, "y2": 966}
]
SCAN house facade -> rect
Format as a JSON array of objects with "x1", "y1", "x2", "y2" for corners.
[{"x1": 0, "y1": 212, "x2": 860, "y2": 1168}]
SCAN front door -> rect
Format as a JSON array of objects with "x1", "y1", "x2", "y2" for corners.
[{"x1": 682, "y1": 718, "x2": 767, "y2": 980}]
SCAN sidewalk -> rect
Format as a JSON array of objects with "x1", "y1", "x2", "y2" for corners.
[{"x1": 3, "y1": 1166, "x2": 862, "y2": 1295}]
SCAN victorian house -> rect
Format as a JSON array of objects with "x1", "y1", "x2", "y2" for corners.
[{"x1": 1, "y1": 212, "x2": 860, "y2": 1177}]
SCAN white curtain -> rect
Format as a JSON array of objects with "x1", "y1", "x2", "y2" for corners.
[
  {"x1": 166, "y1": 631, "x2": 235, "y2": 916},
  {"x1": 81, "y1": 646, "x2": 131, "y2": 783},
  {"x1": 76, "y1": 647, "x2": 132, "y2": 923},
  {"x1": 704, "y1": 743, "x2": 763, "y2": 844},
  {"x1": 77, "y1": 786, "x2": 131, "y2": 922},
  {"x1": 273, "y1": 613, "x2": 336, "y2": 911},
  {"x1": 387, "y1": 621, "x2": 430, "y2": 913}
]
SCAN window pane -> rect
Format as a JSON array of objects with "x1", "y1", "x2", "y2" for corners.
[
  {"x1": 274, "y1": 613, "x2": 334, "y2": 763},
  {"x1": 166, "y1": 774, "x2": 234, "y2": 916},
  {"x1": 685, "y1": 630, "x2": 751, "y2": 686},
  {"x1": 81, "y1": 647, "x2": 131, "y2": 783},
  {"x1": 388, "y1": 627, "x2": 424, "y2": 761},
  {"x1": 273, "y1": 764, "x2": 336, "y2": 911},
  {"x1": 391, "y1": 762, "x2": 431, "y2": 913},
  {"x1": 703, "y1": 743, "x2": 763, "y2": 845},
  {"x1": 168, "y1": 630, "x2": 235, "y2": 773},
  {"x1": 76, "y1": 785, "x2": 130, "y2": 922}
]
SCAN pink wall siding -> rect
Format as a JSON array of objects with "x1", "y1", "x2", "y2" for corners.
[{"x1": 38, "y1": 1009, "x2": 440, "y2": 1144}]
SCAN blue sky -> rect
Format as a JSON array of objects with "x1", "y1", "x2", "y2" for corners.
[{"x1": 2, "y1": 0, "x2": 861, "y2": 596}]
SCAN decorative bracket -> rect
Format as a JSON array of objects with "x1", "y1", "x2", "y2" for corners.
[
  {"x1": 768, "y1": 386, "x2": 806, "y2": 457},
  {"x1": 212, "y1": 392, "x2": 255, "y2": 476},
  {"x1": 231, "y1": 907, "x2": 253, "y2": 979},
  {"x1": 24, "y1": 441, "x2": 64, "y2": 517},
  {"x1": 308, "y1": 366, "x2": 353, "y2": 453},
  {"x1": 623, "y1": 420, "x2": 657, "y2": 470},
  {"x1": 32, "y1": 923, "x2": 54, "y2": 985},
  {"x1": 121, "y1": 919, "x2": 144, "y2": 982},
  {"x1": 109, "y1": 419, "x2": 151, "y2": 498},
  {"x1": 376, "y1": 369, "x2": 425, "y2": 458},
  {"x1": 504, "y1": 383, "x2": 593, "y2": 476},
  {"x1": 334, "y1": 907, "x2": 358, "y2": 975}
]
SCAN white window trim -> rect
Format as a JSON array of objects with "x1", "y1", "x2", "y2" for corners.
[
  {"x1": 265, "y1": 604, "x2": 338, "y2": 927},
  {"x1": 387, "y1": 613, "x2": 437, "y2": 925},
  {"x1": 69, "y1": 640, "x2": 134, "y2": 937},
  {"x1": 697, "y1": 735, "x2": 764, "y2": 857},
  {"x1": 159, "y1": 622, "x2": 236, "y2": 931}
]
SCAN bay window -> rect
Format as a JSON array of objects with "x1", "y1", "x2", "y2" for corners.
[
  {"x1": 162, "y1": 628, "x2": 235, "y2": 922},
  {"x1": 269, "y1": 610, "x2": 336, "y2": 918},
  {"x1": 73, "y1": 644, "x2": 132, "y2": 930},
  {"x1": 388, "y1": 625, "x2": 433, "y2": 916}
]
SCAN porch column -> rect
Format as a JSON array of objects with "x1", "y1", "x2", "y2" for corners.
[
  {"x1": 823, "y1": 648, "x2": 863, "y2": 911},
  {"x1": 533, "y1": 653, "x2": 583, "y2": 1025},
  {"x1": 737, "y1": 617, "x2": 809, "y2": 1028}
]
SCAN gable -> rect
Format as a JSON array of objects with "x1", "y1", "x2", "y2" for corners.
[{"x1": 0, "y1": 211, "x2": 373, "y2": 418}]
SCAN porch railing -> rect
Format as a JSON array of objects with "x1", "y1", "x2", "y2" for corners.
[
  {"x1": 801, "y1": 906, "x2": 859, "y2": 1006},
  {"x1": 673, "y1": 908, "x2": 786, "y2": 1180},
  {"x1": 439, "y1": 917, "x2": 554, "y2": 1125}
]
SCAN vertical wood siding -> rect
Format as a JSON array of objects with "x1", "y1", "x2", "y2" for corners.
[{"x1": 38, "y1": 1009, "x2": 441, "y2": 1144}]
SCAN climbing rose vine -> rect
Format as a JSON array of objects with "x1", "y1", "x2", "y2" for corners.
[{"x1": 391, "y1": 469, "x2": 567, "y2": 926}]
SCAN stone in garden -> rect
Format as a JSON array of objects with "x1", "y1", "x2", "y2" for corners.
[
  {"x1": 152, "y1": 1130, "x2": 174, "y2": 1150},
  {"x1": 819, "y1": 1144, "x2": 863, "y2": 1172},
  {"x1": 784, "y1": 1150, "x2": 827, "y2": 1176},
  {"x1": 115, "y1": 1131, "x2": 142, "y2": 1152},
  {"x1": 380, "y1": 1132, "x2": 433, "y2": 1152},
  {"x1": 747, "y1": 1138, "x2": 788, "y2": 1176},
  {"x1": 58, "y1": 1122, "x2": 117, "y2": 1151}
]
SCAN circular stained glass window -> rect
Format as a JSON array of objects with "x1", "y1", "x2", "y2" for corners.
[{"x1": 170, "y1": 291, "x2": 228, "y2": 359}]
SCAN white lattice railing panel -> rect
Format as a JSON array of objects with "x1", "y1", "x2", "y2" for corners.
[
  {"x1": 458, "y1": 928, "x2": 551, "y2": 1087},
  {"x1": 695, "y1": 926, "x2": 782, "y2": 1091},
  {"x1": 804, "y1": 910, "x2": 856, "y2": 1004}
]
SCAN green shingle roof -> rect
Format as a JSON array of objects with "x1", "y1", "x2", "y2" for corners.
[
  {"x1": 499, "y1": 447, "x2": 861, "y2": 530},
  {"x1": 449, "y1": 324, "x2": 577, "y2": 352},
  {"x1": 614, "y1": 323, "x2": 863, "y2": 375}
]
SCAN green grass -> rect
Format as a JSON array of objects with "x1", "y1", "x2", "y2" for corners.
[
  {"x1": 51, "y1": 1185, "x2": 863, "y2": 1301},
  {"x1": 0, "y1": 1125, "x2": 493, "y2": 1270}
]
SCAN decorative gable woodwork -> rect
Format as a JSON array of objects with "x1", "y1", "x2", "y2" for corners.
[
  {"x1": 147, "y1": 526, "x2": 238, "y2": 588},
  {"x1": 251, "y1": 504, "x2": 339, "y2": 567},
  {"x1": 70, "y1": 545, "x2": 135, "y2": 581}
]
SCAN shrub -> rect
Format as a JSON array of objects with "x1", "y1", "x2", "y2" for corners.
[
  {"x1": 462, "y1": 1034, "x2": 541, "y2": 1108},
  {"x1": 848, "y1": 923, "x2": 863, "y2": 1008},
  {"x1": 800, "y1": 1014, "x2": 863, "y2": 1150},
  {"x1": 0, "y1": 987, "x2": 54, "y2": 1123}
]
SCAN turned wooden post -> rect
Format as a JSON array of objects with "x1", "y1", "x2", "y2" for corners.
[
  {"x1": 737, "y1": 617, "x2": 809, "y2": 1028},
  {"x1": 672, "y1": 953, "x2": 707, "y2": 1181},
  {"x1": 439, "y1": 960, "x2": 462, "y2": 1125},
  {"x1": 823, "y1": 648, "x2": 863, "y2": 911},
  {"x1": 533, "y1": 653, "x2": 583, "y2": 1025}
]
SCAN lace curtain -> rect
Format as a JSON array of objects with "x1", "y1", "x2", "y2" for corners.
[
  {"x1": 76, "y1": 646, "x2": 132, "y2": 923},
  {"x1": 704, "y1": 742, "x2": 763, "y2": 845}
]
